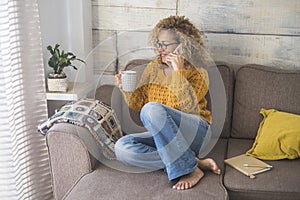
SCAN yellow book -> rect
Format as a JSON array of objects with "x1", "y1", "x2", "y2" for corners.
[{"x1": 224, "y1": 154, "x2": 272, "y2": 179}]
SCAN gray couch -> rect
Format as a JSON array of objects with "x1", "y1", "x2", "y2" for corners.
[{"x1": 46, "y1": 60, "x2": 300, "y2": 200}]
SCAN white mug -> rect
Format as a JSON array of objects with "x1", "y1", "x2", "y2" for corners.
[{"x1": 121, "y1": 71, "x2": 137, "y2": 92}]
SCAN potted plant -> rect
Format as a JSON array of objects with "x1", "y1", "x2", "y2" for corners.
[{"x1": 46, "y1": 44, "x2": 86, "y2": 92}]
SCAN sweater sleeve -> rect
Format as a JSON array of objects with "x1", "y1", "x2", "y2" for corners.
[{"x1": 168, "y1": 67, "x2": 209, "y2": 114}]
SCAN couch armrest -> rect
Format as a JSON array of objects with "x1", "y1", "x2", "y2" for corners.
[
  {"x1": 46, "y1": 85, "x2": 121, "y2": 199},
  {"x1": 46, "y1": 123, "x2": 97, "y2": 200}
]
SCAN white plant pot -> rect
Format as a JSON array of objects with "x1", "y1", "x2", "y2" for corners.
[{"x1": 47, "y1": 77, "x2": 68, "y2": 92}]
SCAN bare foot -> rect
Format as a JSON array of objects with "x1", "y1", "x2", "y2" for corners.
[
  {"x1": 196, "y1": 157, "x2": 221, "y2": 175},
  {"x1": 172, "y1": 167, "x2": 204, "y2": 190}
]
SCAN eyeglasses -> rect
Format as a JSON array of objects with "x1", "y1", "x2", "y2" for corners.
[{"x1": 156, "y1": 42, "x2": 179, "y2": 50}]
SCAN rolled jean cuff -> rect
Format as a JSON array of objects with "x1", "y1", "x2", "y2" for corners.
[{"x1": 166, "y1": 152, "x2": 198, "y2": 181}]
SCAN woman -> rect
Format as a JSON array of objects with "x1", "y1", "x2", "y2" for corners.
[{"x1": 114, "y1": 15, "x2": 221, "y2": 190}]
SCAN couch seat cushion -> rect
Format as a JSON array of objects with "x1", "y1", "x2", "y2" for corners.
[
  {"x1": 64, "y1": 139, "x2": 228, "y2": 200},
  {"x1": 224, "y1": 138, "x2": 300, "y2": 200}
]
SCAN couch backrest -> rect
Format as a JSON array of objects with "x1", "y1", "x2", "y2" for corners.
[
  {"x1": 121, "y1": 59, "x2": 234, "y2": 139},
  {"x1": 231, "y1": 64, "x2": 300, "y2": 139},
  {"x1": 211, "y1": 62, "x2": 234, "y2": 138}
]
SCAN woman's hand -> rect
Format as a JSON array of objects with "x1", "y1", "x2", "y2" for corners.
[
  {"x1": 114, "y1": 70, "x2": 122, "y2": 88},
  {"x1": 165, "y1": 53, "x2": 185, "y2": 71}
]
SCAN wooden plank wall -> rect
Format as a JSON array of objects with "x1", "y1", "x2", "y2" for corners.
[{"x1": 92, "y1": 0, "x2": 300, "y2": 81}]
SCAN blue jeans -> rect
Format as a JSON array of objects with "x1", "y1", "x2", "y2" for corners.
[{"x1": 115, "y1": 102, "x2": 210, "y2": 180}]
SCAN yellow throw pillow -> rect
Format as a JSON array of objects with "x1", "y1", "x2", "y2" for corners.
[{"x1": 246, "y1": 108, "x2": 300, "y2": 160}]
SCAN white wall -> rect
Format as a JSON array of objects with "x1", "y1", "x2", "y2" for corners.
[{"x1": 38, "y1": 0, "x2": 93, "y2": 83}]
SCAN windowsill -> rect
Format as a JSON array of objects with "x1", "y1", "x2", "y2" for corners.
[{"x1": 46, "y1": 82, "x2": 92, "y2": 101}]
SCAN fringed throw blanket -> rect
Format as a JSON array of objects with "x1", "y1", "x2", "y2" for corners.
[{"x1": 38, "y1": 98, "x2": 123, "y2": 160}]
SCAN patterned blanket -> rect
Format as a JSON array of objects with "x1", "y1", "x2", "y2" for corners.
[{"x1": 38, "y1": 98, "x2": 123, "y2": 160}]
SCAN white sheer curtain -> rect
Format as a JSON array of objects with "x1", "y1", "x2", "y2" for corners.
[{"x1": 0, "y1": 0, "x2": 53, "y2": 199}]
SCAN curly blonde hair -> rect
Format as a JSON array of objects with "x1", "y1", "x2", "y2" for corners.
[{"x1": 149, "y1": 15, "x2": 208, "y2": 67}]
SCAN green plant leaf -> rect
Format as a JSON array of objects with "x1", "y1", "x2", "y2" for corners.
[
  {"x1": 47, "y1": 45, "x2": 54, "y2": 54},
  {"x1": 71, "y1": 65, "x2": 78, "y2": 70},
  {"x1": 54, "y1": 44, "x2": 60, "y2": 50},
  {"x1": 46, "y1": 43, "x2": 85, "y2": 75}
]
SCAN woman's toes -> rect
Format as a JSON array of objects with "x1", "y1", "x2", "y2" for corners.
[
  {"x1": 173, "y1": 182, "x2": 184, "y2": 190},
  {"x1": 172, "y1": 167, "x2": 204, "y2": 190}
]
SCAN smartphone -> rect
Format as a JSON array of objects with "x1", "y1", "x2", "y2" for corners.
[{"x1": 173, "y1": 43, "x2": 183, "y2": 54}]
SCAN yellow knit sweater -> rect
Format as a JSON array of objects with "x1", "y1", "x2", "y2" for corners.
[{"x1": 121, "y1": 60, "x2": 212, "y2": 124}]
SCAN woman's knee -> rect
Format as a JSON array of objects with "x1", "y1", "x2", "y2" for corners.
[{"x1": 140, "y1": 102, "x2": 166, "y2": 125}]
